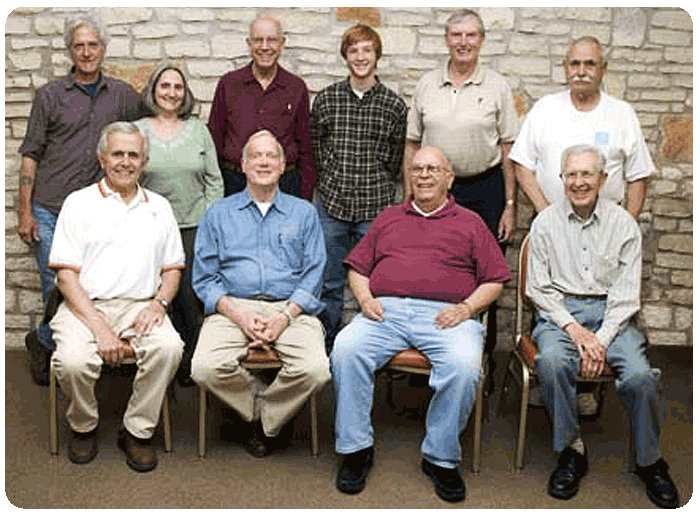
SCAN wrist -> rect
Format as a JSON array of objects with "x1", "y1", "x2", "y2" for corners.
[
  {"x1": 153, "y1": 297, "x2": 169, "y2": 312},
  {"x1": 460, "y1": 299, "x2": 474, "y2": 318}
]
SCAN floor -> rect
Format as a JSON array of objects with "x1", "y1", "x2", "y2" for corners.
[{"x1": 4, "y1": 346, "x2": 693, "y2": 509}]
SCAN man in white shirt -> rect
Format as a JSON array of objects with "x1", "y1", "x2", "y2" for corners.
[
  {"x1": 48, "y1": 122, "x2": 185, "y2": 473},
  {"x1": 527, "y1": 144, "x2": 678, "y2": 509},
  {"x1": 510, "y1": 37, "x2": 653, "y2": 219}
]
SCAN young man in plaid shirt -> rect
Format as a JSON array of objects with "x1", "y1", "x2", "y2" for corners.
[{"x1": 310, "y1": 24, "x2": 408, "y2": 352}]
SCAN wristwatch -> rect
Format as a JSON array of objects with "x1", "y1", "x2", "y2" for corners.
[
  {"x1": 155, "y1": 297, "x2": 169, "y2": 310},
  {"x1": 281, "y1": 301, "x2": 297, "y2": 323}
]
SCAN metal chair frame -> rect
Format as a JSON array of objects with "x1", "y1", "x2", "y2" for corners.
[
  {"x1": 381, "y1": 312, "x2": 490, "y2": 475},
  {"x1": 49, "y1": 345, "x2": 172, "y2": 455},
  {"x1": 500, "y1": 233, "x2": 635, "y2": 471},
  {"x1": 198, "y1": 348, "x2": 319, "y2": 458}
]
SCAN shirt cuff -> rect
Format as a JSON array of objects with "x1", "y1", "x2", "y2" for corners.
[
  {"x1": 203, "y1": 288, "x2": 228, "y2": 316},
  {"x1": 595, "y1": 325, "x2": 618, "y2": 349},
  {"x1": 289, "y1": 289, "x2": 325, "y2": 316}
]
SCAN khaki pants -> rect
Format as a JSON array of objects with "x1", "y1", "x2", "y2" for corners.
[
  {"x1": 191, "y1": 299, "x2": 330, "y2": 437},
  {"x1": 50, "y1": 299, "x2": 183, "y2": 439}
]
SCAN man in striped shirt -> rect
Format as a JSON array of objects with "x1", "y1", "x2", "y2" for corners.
[
  {"x1": 310, "y1": 24, "x2": 408, "y2": 352},
  {"x1": 527, "y1": 144, "x2": 678, "y2": 509}
]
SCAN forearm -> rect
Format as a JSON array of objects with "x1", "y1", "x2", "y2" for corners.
[
  {"x1": 56, "y1": 269, "x2": 113, "y2": 338},
  {"x1": 348, "y1": 269, "x2": 373, "y2": 304},
  {"x1": 18, "y1": 156, "x2": 37, "y2": 214},
  {"x1": 156, "y1": 269, "x2": 181, "y2": 305},
  {"x1": 403, "y1": 140, "x2": 420, "y2": 200},
  {"x1": 625, "y1": 179, "x2": 647, "y2": 219},
  {"x1": 501, "y1": 143, "x2": 516, "y2": 204},
  {"x1": 514, "y1": 162, "x2": 549, "y2": 213},
  {"x1": 461, "y1": 282, "x2": 504, "y2": 316}
]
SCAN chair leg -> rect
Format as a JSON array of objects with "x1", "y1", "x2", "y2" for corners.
[
  {"x1": 162, "y1": 385, "x2": 172, "y2": 453},
  {"x1": 472, "y1": 374, "x2": 485, "y2": 474},
  {"x1": 310, "y1": 390, "x2": 318, "y2": 457},
  {"x1": 49, "y1": 366, "x2": 59, "y2": 455},
  {"x1": 515, "y1": 365, "x2": 530, "y2": 471},
  {"x1": 198, "y1": 385, "x2": 207, "y2": 458}
]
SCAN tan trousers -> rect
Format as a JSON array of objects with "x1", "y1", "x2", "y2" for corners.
[
  {"x1": 191, "y1": 299, "x2": 330, "y2": 437},
  {"x1": 50, "y1": 299, "x2": 183, "y2": 439}
]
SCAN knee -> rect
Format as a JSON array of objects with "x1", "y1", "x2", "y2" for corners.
[
  {"x1": 534, "y1": 347, "x2": 573, "y2": 379},
  {"x1": 53, "y1": 351, "x2": 91, "y2": 379},
  {"x1": 617, "y1": 368, "x2": 659, "y2": 398},
  {"x1": 190, "y1": 353, "x2": 215, "y2": 386},
  {"x1": 303, "y1": 359, "x2": 331, "y2": 389}
]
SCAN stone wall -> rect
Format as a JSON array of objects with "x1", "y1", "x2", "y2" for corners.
[{"x1": 4, "y1": 7, "x2": 693, "y2": 349}]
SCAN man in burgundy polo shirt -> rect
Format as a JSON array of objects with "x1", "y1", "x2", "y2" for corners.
[
  {"x1": 331, "y1": 147, "x2": 511, "y2": 503},
  {"x1": 207, "y1": 13, "x2": 315, "y2": 199}
]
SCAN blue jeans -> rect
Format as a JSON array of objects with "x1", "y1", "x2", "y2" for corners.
[
  {"x1": 533, "y1": 297, "x2": 662, "y2": 466},
  {"x1": 33, "y1": 201, "x2": 59, "y2": 350},
  {"x1": 315, "y1": 199, "x2": 371, "y2": 353},
  {"x1": 331, "y1": 297, "x2": 484, "y2": 469}
]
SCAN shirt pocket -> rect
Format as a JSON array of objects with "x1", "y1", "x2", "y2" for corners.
[
  {"x1": 276, "y1": 224, "x2": 303, "y2": 271},
  {"x1": 592, "y1": 252, "x2": 619, "y2": 288}
]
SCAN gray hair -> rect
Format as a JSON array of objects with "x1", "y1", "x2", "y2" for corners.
[
  {"x1": 249, "y1": 13, "x2": 284, "y2": 38},
  {"x1": 567, "y1": 36, "x2": 609, "y2": 66},
  {"x1": 242, "y1": 130, "x2": 285, "y2": 166},
  {"x1": 141, "y1": 64, "x2": 196, "y2": 119},
  {"x1": 64, "y1": 15, "x2": 109, "y2": 49},
  {"x1": 97, "y1": 122, "x2": 149, "y2": 165},
  {"x1": 560, "y1": 144, "x2": 606, "y2": 176},
  {"x1": 445, "y1": 9, "x2": 485, "y2": 39}
]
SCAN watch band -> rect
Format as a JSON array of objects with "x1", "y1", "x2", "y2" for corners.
[{"x1": 155, "y1": 297, "x2": 169, "y2": 310}]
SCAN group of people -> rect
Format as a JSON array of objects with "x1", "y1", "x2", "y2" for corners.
[{"x1": 17, "y1": 9, "x2": 678, "y2": 509}]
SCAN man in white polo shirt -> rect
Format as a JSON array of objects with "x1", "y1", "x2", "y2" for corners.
[
  {"x1": 48, "y1": 122, "x2": 185, "y2": 473},
  {"x1": 510, "y1": 36, "x2": 653, "y2": 219}
]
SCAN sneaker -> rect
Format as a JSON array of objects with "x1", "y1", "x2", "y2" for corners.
[
  {"x1": 421, "y1": 459, "x2": 466, "y2": 503},
  {"x1": 336, "y1": 447, "x2": 374, "y2": 495}
]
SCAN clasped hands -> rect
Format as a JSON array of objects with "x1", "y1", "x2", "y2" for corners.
[
  {"x1": 565, "y1": 321, "x2": 607, "y2": 378},
  {"x1": 237, "y1": 309, "x2": 289, "y2": 352}
]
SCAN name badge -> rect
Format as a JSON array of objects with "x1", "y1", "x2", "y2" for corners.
[{"x1": 595, "y1": 131, "x2": 609, "y2": 146}]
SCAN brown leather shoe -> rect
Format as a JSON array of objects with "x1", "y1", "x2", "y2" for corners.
[
  {"x1": 68, "y1": 428, "x2": 98, "y2": 464},
  {"x1": 118, "y1": 428, "x2": 157, "y2": 472}
]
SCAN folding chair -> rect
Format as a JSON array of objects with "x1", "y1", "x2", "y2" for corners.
[
  {"x1": 499, "y1": 234, "x2": 635, "y2": 471},
  {"x1": 198, "y1": 347, "x2": 319, "y2": 457},
  {"x1": 49, "y1": 339, "x2": 172, "y2": 455}
]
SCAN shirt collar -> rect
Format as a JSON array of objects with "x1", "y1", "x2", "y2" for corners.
[
  {"x1": 97, "y1": 178, "x2": 149, "y2": 205},
  {"x1": 342, "y1": 76, "x2": 382, "y2": 96},
  {"x1": 64, "y1": 68, "x2": 107, "y2": 92},
  {"x1": 241, "y1": 61, "x2": 289, "y2": 90},
  {"x1": 403, "y1": 195, "x2": 457, "y2": 218},
  {"x1": 439, "y1": 59, "x2": 484, "y2": 87},
  {"x1": 234, "y1": 187, "x2": 289, "y2": 215},
  {"x1": 563, "y1": 197, "x2": 602, "y2": 225}
]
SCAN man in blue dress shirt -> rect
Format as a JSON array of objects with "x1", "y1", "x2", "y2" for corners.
[{"x1": 191, "y1": 130, "x2": 330, "y2": 457}]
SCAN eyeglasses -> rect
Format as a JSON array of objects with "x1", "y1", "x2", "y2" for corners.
[
  {"x1": 249, "y1": 36, "x2": 283, "y2": 47},
  {"x1": 561, "y1": 170, "x2": 598, "y2": 182},
  {"x1": 409, "y1": 164, "x2": 446, "y2": 177}
]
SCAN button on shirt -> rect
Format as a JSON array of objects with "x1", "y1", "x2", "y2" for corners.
[
  {"x1": 192, "y1": 189, "x2": 326, "y2": 316},
  {"x1": 48, "y1": 179, "x2": 185, "y2": 300},
  {"x1": 527, "y1": 198, "x2": 642, "y2": 348},
  {"x1": 19, "y1": 72, "x2": 142, "y2": 213},
  {"x1": 406, "y1": 61, "x2": 519, "y2": 177},
  {"x1": 310, "y1": 78, "x2": 408, "y2": 222},
  {"x1": 207, "y1": 63, "x2": 316, "y2": 198}
]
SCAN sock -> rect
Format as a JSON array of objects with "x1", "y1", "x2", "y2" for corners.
[{"x1": 570, "y1": 436, "x2": 585, "y2": 455}]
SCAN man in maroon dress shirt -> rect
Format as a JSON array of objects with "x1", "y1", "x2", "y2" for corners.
[{"x1": 207, "y1": 13, "x2": 315, "y2": 199}]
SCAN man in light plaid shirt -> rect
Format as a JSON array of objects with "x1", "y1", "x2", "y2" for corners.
[{"x1": 311, "y1": 24, "x2": 408, "y2": 353}]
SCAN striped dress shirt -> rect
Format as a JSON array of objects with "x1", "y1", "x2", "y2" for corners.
[{"x1": 527, "y1": 198, "x2": 641, "y2": 348}]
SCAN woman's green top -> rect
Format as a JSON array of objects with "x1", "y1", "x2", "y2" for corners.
[{"x1": 136, "y1": 118, "x2": 224, "y2": 228}]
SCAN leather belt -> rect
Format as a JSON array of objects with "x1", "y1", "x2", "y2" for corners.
[{"x1": 565, "y1": 294, "x2": 607, "y2": 300}]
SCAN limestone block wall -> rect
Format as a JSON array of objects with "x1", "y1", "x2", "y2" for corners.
[{"x1": 4, "y1": 7, "x2": 693, "y2": 349}]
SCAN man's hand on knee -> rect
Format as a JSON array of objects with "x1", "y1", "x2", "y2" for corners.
[{"x1": 564, "y1": 322, "x2": 607, "y2": 377}]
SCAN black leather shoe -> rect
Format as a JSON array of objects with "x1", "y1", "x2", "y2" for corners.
[
  {"x1": 421, "y1": 459, "x2": 466, "y2": 503},
  {"x1": 636, "y1": 459, "x2": 680, "y2": 509},
  {"x1": 245, "y1": 420, "x2": 275, "y2": 458},
  {"x1": 336, "y1": 447, "x2": 374, "y2": 495},
  {"x1": 68, "y1": 428, "x2": 98, "y2": 464},
  {"x1": 547, "y1": 447, "x2": 588, "y2": 500}
]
